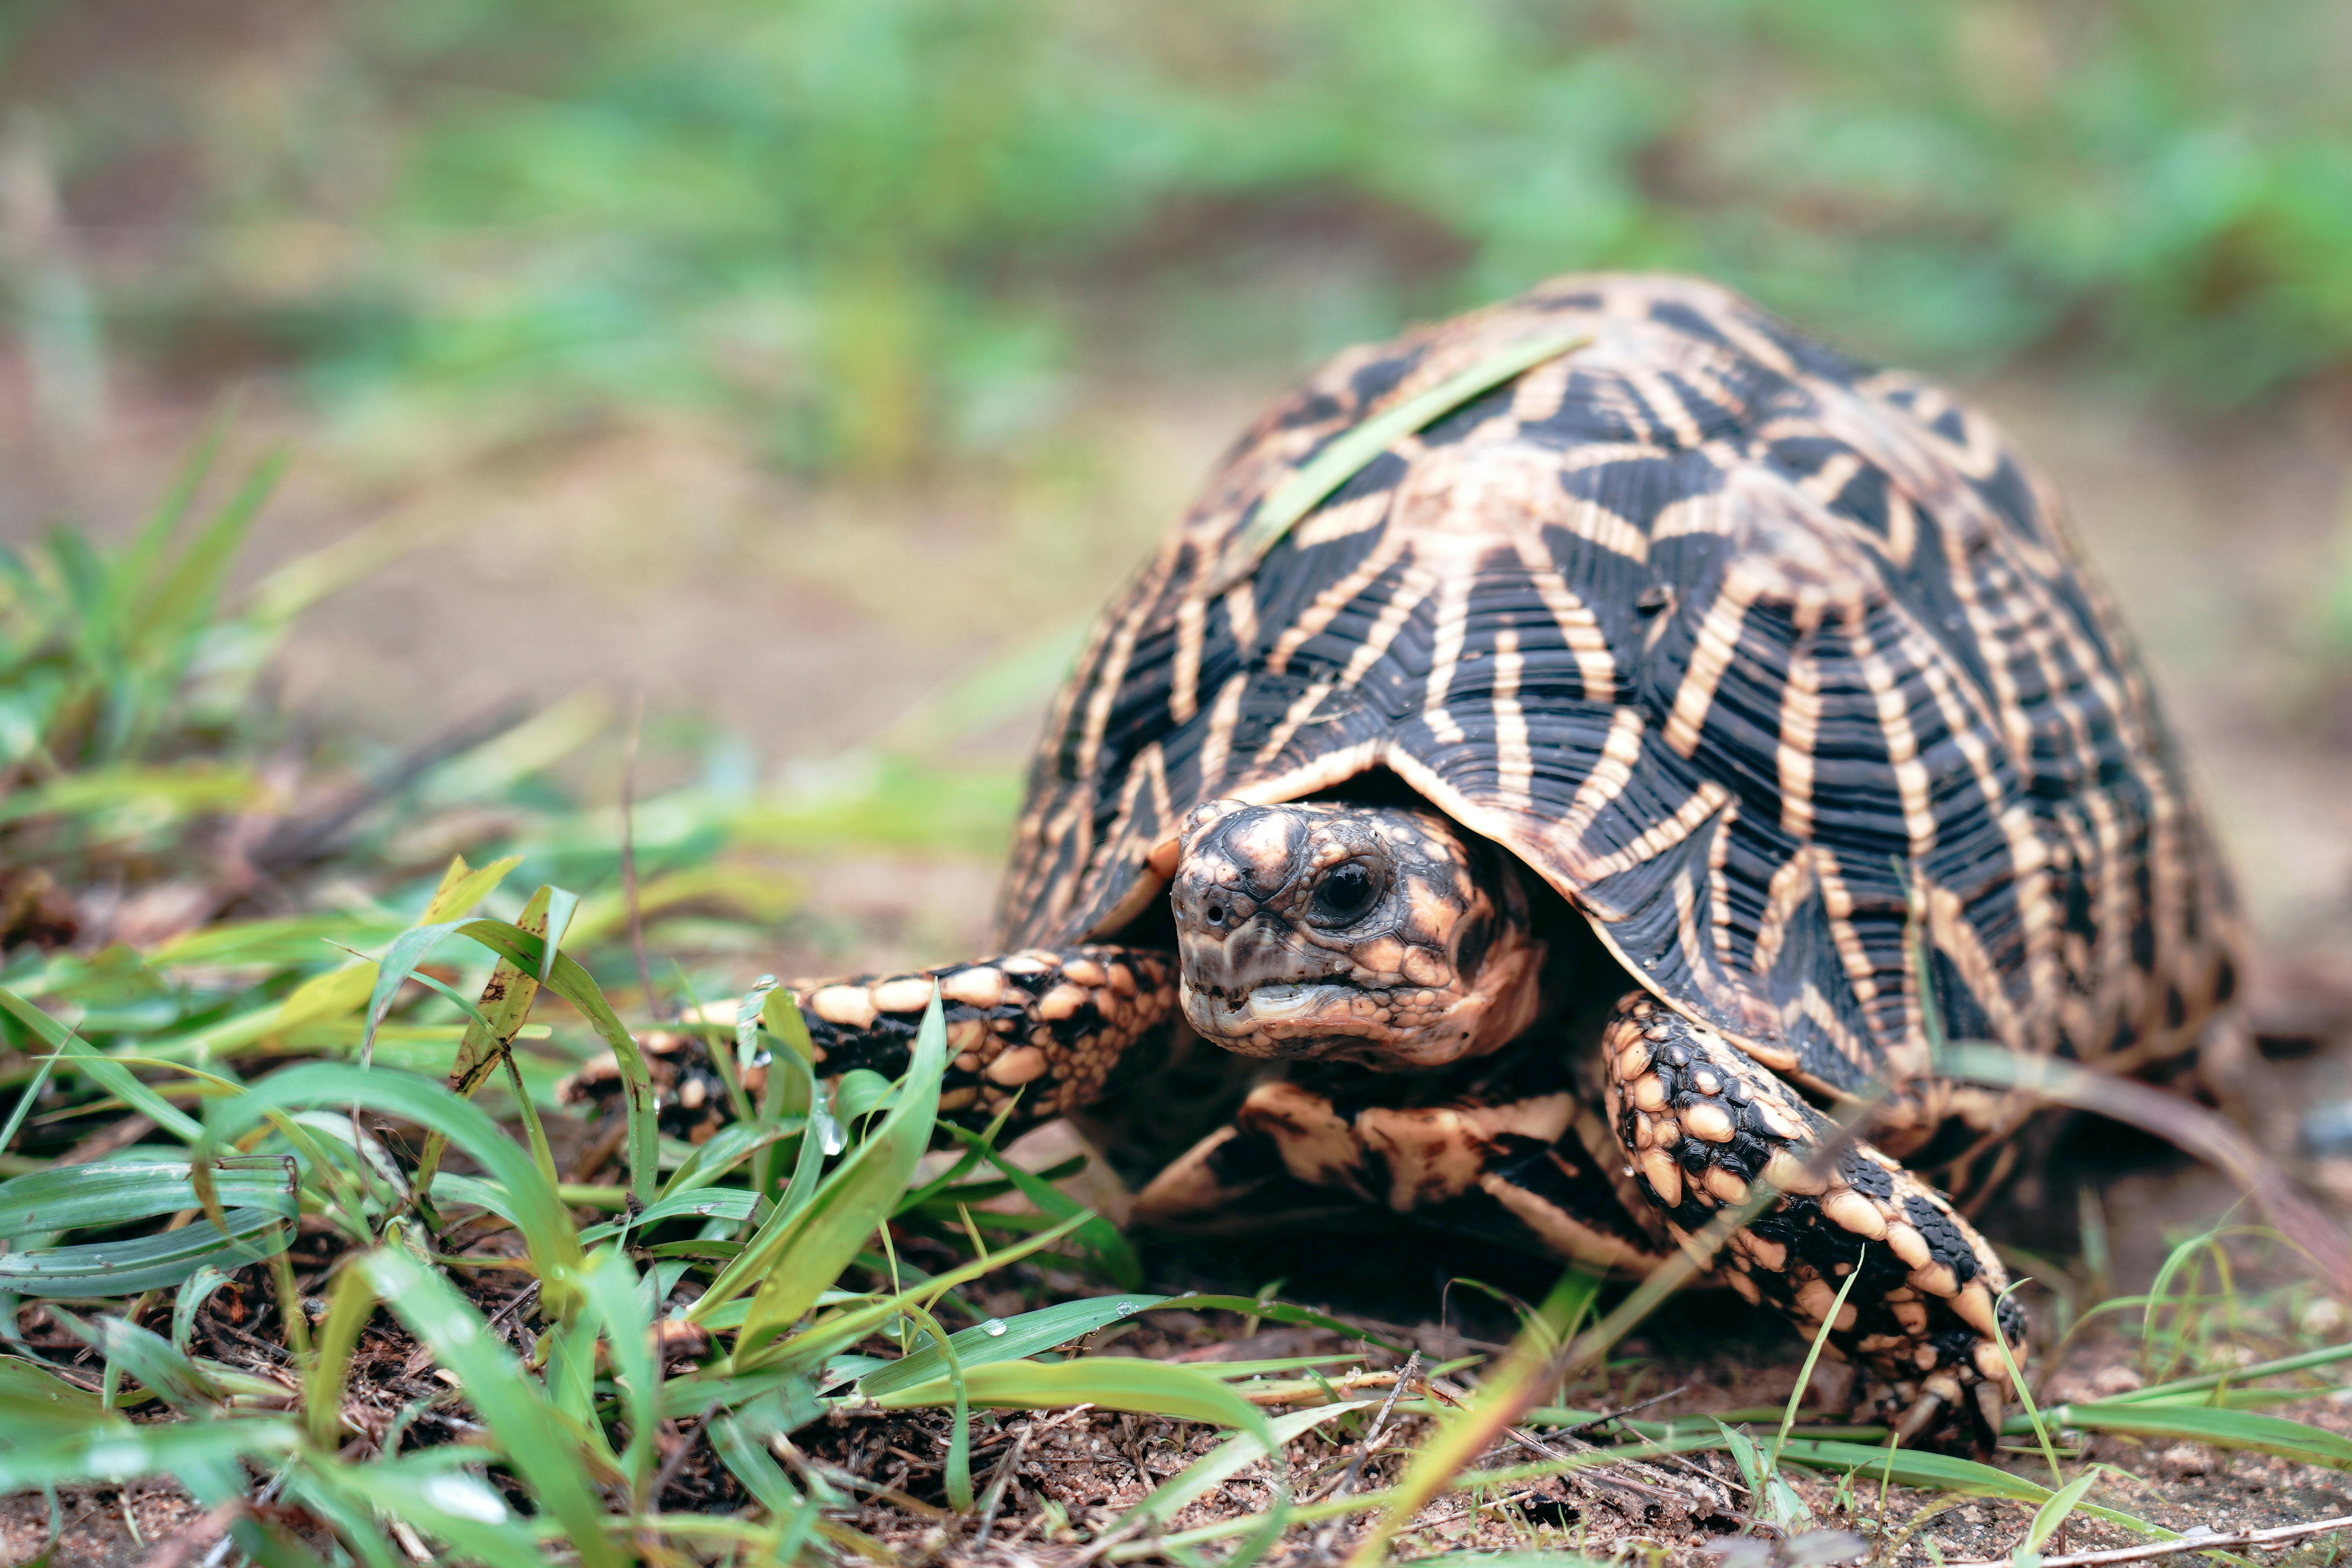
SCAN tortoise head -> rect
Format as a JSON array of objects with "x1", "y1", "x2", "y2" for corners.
[{"x1": 1167, "y1": 799, "x2": 1544, "y2": 1069}]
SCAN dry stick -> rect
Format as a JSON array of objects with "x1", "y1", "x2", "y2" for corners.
[
  {"x1": 1559, "y1": 1384, "x2": 1691, "y2": 1436},
  {"x1": 647, "y1": 1399, "x2": 721, "y2": 1510},
  {"x1": 969, "y1": 1431, "x2": 1030, "y2": 1553},
  {"x1": 483, "y1": 1279, "x2": 541, "y2": 1343},
  {"x1": 1943, "y1": 1513, "x2": 2352, "y2": 1568},
  {"x1": 1306, "y1": 1352, "x2": 1426, "y2": 1557},
  {"x1": 131, "y1": 1499, "x2": 244, "y2": 1568},
  {"x1": 1425, "y1": 1376, "x2": 1686, "y2": 1513},
  {"x1": 619, "y1": 690, "x2": 655, "y2": 1014}
]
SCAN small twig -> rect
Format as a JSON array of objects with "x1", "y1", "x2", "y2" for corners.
[
  {"x1": 1313, "y1": 1353, "x2": 1422, "y2": 1503},
  {"x1": 483, "y1": 1280, "x2": 541, "y2": 1341},
  {"x1": 647, "y1": 1399, "x2": 719, "y2": 1508},
  {"x1": 198, "y1": 1470, "x2": 286, "y2": 1568},
  {"x1": 1306, "y1": 1352, "x2": 1425, "y2": 1557},
  {"x1": 1560, "y1": 1383, "x2": 1689, "y2": 1435},
  {"x1": 1062, "y1": 1515, "x2": 1153, "y2": 1567},
  {"x1": 619, "y1": 690, "x2": 655, "y2": 1014},
  {"x1": 1944, "y1": 1514, "x2": 2352, "y2": 1568},
  {"x1": 132, "y1": 1498, "x2": 245, "y2": 1568},
  {"x1": 1425, "y1": 1376, "x2": 1683, "y2": 1511},
  {"x1": 970, "y1": 1430, "x2": 1029, "y2": 1552}
]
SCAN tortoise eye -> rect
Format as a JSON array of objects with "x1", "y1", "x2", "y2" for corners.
[{"x1": 1310, "y1": 862, "x2": 1380, "y2": 926}]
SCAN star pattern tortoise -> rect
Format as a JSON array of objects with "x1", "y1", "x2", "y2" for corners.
[{"x1": 581, "y1": 273, "x2": 2243, "y2": 1443}]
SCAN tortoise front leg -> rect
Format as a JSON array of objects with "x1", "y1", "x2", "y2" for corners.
[
  {"x1": 1599, "y1": 991, "x2": 2026, "y2": 1441},
  {"x1": 1133, "y1": 1061, "x2": 1675, "y2": 1277},
  {"x1": 790, "y1": 946, "x2": 1178, "y2": 1136}
]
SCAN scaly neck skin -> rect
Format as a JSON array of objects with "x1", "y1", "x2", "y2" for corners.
[{"x1": 1168, "y1": 797, "x2": 1545, "y2": 1070}]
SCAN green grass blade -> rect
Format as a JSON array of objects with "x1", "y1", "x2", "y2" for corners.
[
  {"x1": 53, "y1": 1312, "x2": 221, "y2": 1413},
  {"x1": 0, "y1": 1209, "x2": 292, "y2": 1296},
  {"x1": 416, "y1": 886, "x2": 556, "y2": 1200},
  {"x1": 2042, "y1": 1401, "x2": 2352, "y2": 1469},
  {"x1": 115, "y1": 400, "x2": 231, "y2": 604},
  {"x1": 581, "y1": 1249, "x2": 660, "y2": 1500},
  {"x1": 2108, "y1": 1341, "x2": 2352, "y2": 1404},
  {"x1": 305, "y1": 1264, "x2": 379, "y2": 1448},
  {"x1": 864, "y1": 1356, "x2": 1276, "y2": 1449},
  {"x1": 0, "y1": 1354, "x2": 109, "y2": 1436},
  {"x1": 740, "y1": 1210, "x2": 1094, "y2": 1370},
  {"x1": 134, "y1": 448, "x2": 287, "y2": 643},
  {"x1": 724, "y1": 993, "x2": 947, "y2": 1359},
  {"x1": 0, "y1": 1157, "x2": 295, "y2": 1235},
  {"x1": 0, "y1": 1416, "x2": 302, "y2": 1491},
  {"x1": 1126, "y1": 1399, "x2": 1379, "y2": 1529},
  {"x1": 2022, "y1": 1468, "x2": 2100, "y2": 1562},
  {"x1": 356, "y1": 1249, "x2": 621, "y2": 1568},
  {"x1": 170, "y1": 1265, "x2": 238, "y2": 1353},
  {"x1": 455, "y1": 920, "x2": 658, "y2": 1202},
  {"x1": 1205, "y1": 329, "x2": 1592, "y2": 592},
  {"x1": 578, "y1": 1186, "x2": 760, "y2": 1243},
  {"x1": 0, "y1": 988, "x2": 202, "y2": 1142},
  {"x1": 198, "y1": 1063, "x2": 583, "y2": 1305},
  {"x1": 943, "y1": 1123, "x2": 1141, "y2": 1289},
  {"x1": 305, "y1": 1454, "x2": 552, "y2": 1568},
  {"x1": 1769, "y1": 1244, "x2": 1865, "y2": 1475},
  {"x1": 711, "y1": 1414, "x2": 823, "y2": 1559},
  {"x1": 855, "y1": 1294, "x2": 1171, "y2": 1396},
  {"x1": 0, "y1": 1048, "x2": 60, "y2": 1156},
  {"x1": 1772, "y1": 1437, "x2": 2053, "y2": 1500}
]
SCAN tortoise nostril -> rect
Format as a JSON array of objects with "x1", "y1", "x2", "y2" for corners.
[{"x1": 1206, "y1": 902, "x2": 1227, "y2": 926}]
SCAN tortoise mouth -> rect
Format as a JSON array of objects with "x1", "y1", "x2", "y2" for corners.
[{"x1": 1181, "y1": 977, "x2": 1359, "y2": 1049}]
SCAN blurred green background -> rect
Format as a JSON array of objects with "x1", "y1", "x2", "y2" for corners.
[{"x1": 3, "y1": 0, "x2": 2350, "y2": 963}]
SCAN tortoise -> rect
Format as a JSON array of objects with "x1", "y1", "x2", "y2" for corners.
[{"x1": 595, "y1": 273, "x2": 2243, "y2": 1441}]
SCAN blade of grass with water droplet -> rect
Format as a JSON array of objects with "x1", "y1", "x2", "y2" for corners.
[
  {"x1": 855, "y1": 1294, "x2": 1171, "y2": 1397},
  {"x1": 719, "y1": 993, "x2": 946, "y2": 1361}
]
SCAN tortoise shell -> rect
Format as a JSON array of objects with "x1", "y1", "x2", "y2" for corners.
[{"x1": 998, "y1": 274, "x2": 2239, "y2": 1114}]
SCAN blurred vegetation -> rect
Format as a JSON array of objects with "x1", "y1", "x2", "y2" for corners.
[{"x1": 7, "y1": 0, "x2": 2351, "y2": 475}]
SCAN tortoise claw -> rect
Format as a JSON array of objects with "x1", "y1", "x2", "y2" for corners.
[
  {"x1": 1892, "y1": 1372, "x2": 1966, "y2": 1445},
  {"x1": 1972, "y1": 1379, "x2": 2006, "y2": 1444}
]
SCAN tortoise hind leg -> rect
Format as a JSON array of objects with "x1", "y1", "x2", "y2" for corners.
[
  {"x1": 1600, "y1": 991, "x2": 2027, "y2": 1441},
  {"x1": 790, "y1": 946, "x2": 1178, "y2": 1137}
]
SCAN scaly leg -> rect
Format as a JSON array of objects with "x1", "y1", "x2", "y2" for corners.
[
  {"x1": 1600, "y1": 991, "x2": 2027, "y2": 1441},
  {"x1": 792, "y1": 947, "x2": 1177, "y2": 1133},
  {"x1": 562, "y1": 947, "x2": 1178, "y2": 1144},
  {"x1": 1134, "y1": 1044, "x2": 1675, "y2": 1276}
]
